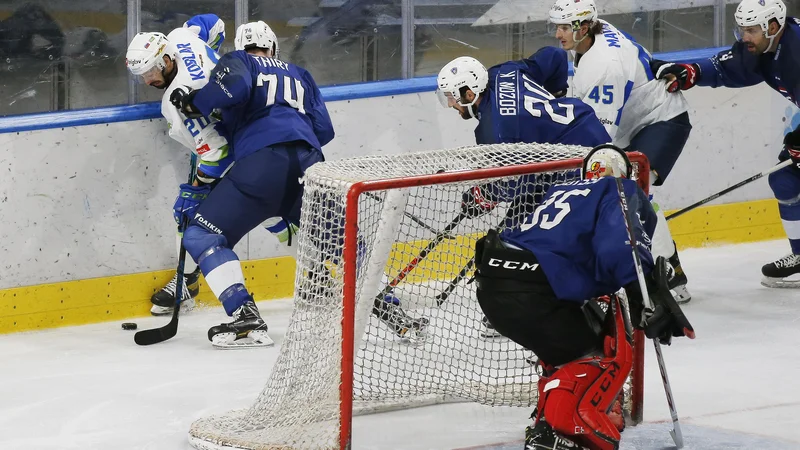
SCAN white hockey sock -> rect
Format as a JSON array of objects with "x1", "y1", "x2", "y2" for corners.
[{"x1": 650, "y1": 196, "x2": 676, "y2": 260}]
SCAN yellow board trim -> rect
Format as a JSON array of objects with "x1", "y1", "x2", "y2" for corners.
[{"x1": 0, "y1": 199, "x2": 786, "y2": 334}]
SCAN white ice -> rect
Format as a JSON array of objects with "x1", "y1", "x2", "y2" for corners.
[{"x1": 1, "y1": 240, "x2": 799, "y2": 450}]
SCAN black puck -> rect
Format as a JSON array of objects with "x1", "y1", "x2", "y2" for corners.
[{"x1": 121, "y1": 322, "x2": 138, "y2": 330}]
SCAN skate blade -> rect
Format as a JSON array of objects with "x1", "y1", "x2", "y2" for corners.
[
  {"x1": 211, "y1": 330, "x2": 275, "y2": 349},
  {"x1": 761, "y1": 276, "x2": 800, "y2": 289},
  {"x1": 670, "y1": 285, "x2": 692, "y2": 304},
  {"x1": 149, "y1": 298, "x2": 196, "y2": 316}
]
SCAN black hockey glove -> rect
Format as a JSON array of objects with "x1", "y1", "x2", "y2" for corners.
[
  {"x1": 170, "y1": 87, "x2": 203, "y2": 119},
  {"x1": 650, "y1": 60, "x2": 700, "y2": 93},
  {"x1": 783, "y1": 128, "x2": 800, "y2": 170},
  {"x1": 461, "y1": 185, "x2": 498, "y2": 218},
  {"x1": 626, "y1": 257, "x2": 695, "y2": 345}
]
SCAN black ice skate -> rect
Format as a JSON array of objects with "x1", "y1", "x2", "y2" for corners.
[
  {"x1": 372, "y1": 292, "x2": 429, "y2": 342},
  {"x1": 668, "y1": 245, "x2": 691, "y2": 304},
  {"x1": 761, "y1": 253, "x2": 800, "y2": 288},
  {"x1": 525, "y1": 419, "x2": 584, "y2": 450},
  {"x1": 480, "y1": 314, "x2": 503, "y2": 339},
  {"x1": 150, "y1": 268, "x2": 201, "y2": 316},
  {"x1": 207, "y1": 300, "x2": 274, "y2": 349}
]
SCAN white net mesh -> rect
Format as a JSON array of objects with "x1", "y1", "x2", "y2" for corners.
[{"x1": 189, "y1": 143, "x2": 645, "y2": 450}]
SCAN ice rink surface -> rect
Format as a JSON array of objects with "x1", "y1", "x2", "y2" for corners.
[{"x1": 2, "y1": 239, "x2": 799, "y2": 450}]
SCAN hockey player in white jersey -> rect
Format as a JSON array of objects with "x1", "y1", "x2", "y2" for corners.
[
  {"x1": 126, "y1": 15, "x2": 231, "y2": 316},
  {"x1": 549, "y1": 0, "x2": 694, "y2": 304}
]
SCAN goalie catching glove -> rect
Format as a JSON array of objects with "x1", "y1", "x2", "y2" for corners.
[
  {"x1": 461, "y1": 184, "x2": 499, "y2": 218},
  {"x1": 626, "y1": 256, "x2": 695, "y2": 345}
]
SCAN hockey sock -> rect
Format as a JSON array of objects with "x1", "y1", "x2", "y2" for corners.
[
  {"x1": 218, "y1": 284, "x2": 252, "y2": 316},
  {"x1": 650, "y1": 197, "x2": 676, "y2": 259},
  {"x1": 197, "y1": 245, "x2": 246, "y2": 313}
]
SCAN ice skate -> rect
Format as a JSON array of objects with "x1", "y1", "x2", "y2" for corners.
[
  {"x1": 208, "y1": 300, "x2": 274, "y2": 349},
  {"x1": 668, "y1": 248, "x2": 692, "y2": 304},
  {"x1": 372, "y1": 292, "x2": 429, "y2": 343},
  {"x1": 479, "y1": 314, "x2": 503, "y2": 339},
  {"x1": 150, "y1": 268, "x2": 200, "y2": 316},
  {"x1": 524, "y1": 418, "x2": 584, "y2": 450},
  {"x1": 761, "y1": 253, "x2": 800, "y2": 288}
]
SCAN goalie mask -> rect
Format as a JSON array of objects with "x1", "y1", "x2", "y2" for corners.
[
  {"x1": 582, "y1": 144, "x2": 632, "y2": 180},
  {"x1": 126, "y1": 32, "x2": 172, "y2": 85},
  {"x1": 235, "y1": 21, "x2": 279, "y2": 58},
  {"x1": 436, "y1": 56, "x2": 488, "y2": 118}
]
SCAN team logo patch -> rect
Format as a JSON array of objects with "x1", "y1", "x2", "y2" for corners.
[
  {"x1": 144, "y1": 42, "x2": 150, "y2": 49},
  {"x1": 451, "y1": 67, "x2": 458, "y2": 75},
  {"x1": 759, "y1": 0, "x2": 766, "y2": 5}
]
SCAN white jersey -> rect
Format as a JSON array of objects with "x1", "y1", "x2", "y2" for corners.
[
  {"x1": 162, "y1": 28, "x2": 229, "y2": 173},
  {"x1": 571, "y1": 20, "x2": 688, "y2": 148}
]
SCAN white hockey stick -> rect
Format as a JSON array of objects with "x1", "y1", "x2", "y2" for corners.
[{"x1": 615, "y1": 178, "x2": 684, "y2": 449}]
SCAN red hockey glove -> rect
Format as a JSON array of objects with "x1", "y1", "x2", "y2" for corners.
[
  {"x1": 651, "y1": 60, "x2": 700, "y2": 93},
  {"x1": 461, "y1": 185, "x2": 498, "y2": 218},
  {"x1": 784, "y1": 129, "x2": 800, "y2": 170}
]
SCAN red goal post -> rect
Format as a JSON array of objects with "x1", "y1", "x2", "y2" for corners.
[{"x1": 189, "y1": 145, "x2": 649, "y2": 450}]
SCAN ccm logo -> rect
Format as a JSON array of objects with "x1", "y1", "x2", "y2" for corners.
[{"x1": 488, "y1": 258, "x2": 539, "y2": 271}]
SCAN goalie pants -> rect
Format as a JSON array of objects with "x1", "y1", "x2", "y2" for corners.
[
  {"x1": 474, "y1": 232, "x2": 603, "y2": 366},
  {"x1": 769, "y1": 150, "x2": 800, "y2": 254},
  {"x1": 626, "y1": 111, "x2": 692, "y2": 186}
]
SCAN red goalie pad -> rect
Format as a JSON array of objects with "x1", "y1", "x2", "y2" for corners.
[{"x1": 539, "y1": 295, "x2": 634, "y2": 450}]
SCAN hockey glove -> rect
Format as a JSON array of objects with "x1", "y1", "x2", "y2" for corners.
[
  {"x1": 626, "y1": 257, "x2": 695, "y2": 345},
  {"x1": 170, "y1": 87, "x2": 203, "y2": 119},
  {"x1": 461, "y1": 185, "x2": 499, "y2": 218},
  {"x1": 783, "y1": 128, "x2": 800, "y2": 170},
  {"x1": 650, "y1": 60, "x2": 700, "y2": 93},
  {"x1": 173, "y1": 183, "x2": 211, "y2": 225}
]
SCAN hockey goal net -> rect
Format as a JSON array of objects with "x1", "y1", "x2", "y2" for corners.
[{"x1": 189, "y1": 143, "x2": 648, "y2": 450}]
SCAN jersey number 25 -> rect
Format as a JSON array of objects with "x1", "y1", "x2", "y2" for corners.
[{"x1": 257, "y1": 73, "x2": 306, "y2": 114}]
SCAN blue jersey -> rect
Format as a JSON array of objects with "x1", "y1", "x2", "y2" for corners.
[
  {"x1": 696, "y1": 18, "x2": 800, "y2": 107},
  {"x1": 192, "y1": 51, "x2": 335, "y2": 160},
  {"x1": 501, "y1": 177, "x2": 656, "y2": 302},
  {"x1": 474, "y1": 47, "x2": 611, "y2": 147}
]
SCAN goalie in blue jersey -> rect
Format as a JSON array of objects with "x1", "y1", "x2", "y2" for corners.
[
  {"x1": 168, "y1": 21, "x2": 335, "y2": 348},
  {"x1": 474, "y1": 145, "x2": 694, "y2": 450}
]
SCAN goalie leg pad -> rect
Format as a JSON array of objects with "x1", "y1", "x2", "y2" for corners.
[{"x1": 540, "y1": 296, "x2": 633, "y2": 450}]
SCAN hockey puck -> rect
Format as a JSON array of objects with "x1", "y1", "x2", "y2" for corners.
[{"x1": 121, "y1": 322, "x2": 138, "y2": 330}]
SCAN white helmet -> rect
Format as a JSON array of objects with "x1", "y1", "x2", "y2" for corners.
[
  {"x1": 582, "y1": 145, "x2": 632, "y2": 180},
  {"x1": 235, "y1": 21, "x2": 279, "y2": 58},
  {"x1": 436, "y1": 56, "x2": 488, "y2": 117},
  {"x1": 549, "y1": 0, "x2": 598, "y2": 27},
  {"x1": 734, "y1": 0, "x2": 786, "y2": 47},
  {"x1": 126, "y1": 32, "x2": 172, "y2": 83}
]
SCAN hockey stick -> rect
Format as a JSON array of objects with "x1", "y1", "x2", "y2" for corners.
[
  {"x1": 376, "y1": 211, "x2": 468, "y2": 301},
  {"x1": 363, "y1": 191, "x2": 453, "y2": 238},
  {"x1": 666, "y1": 159, "x2": 792, "y2": 221},
  {"x1": 135, "y1": 153, "x2": 198, "y2": 346},
  {"x1": 615, "y1": 178, "x2": 684, "y2": 449},
  {"x1": 435, "y1": 258, "x2": 474, "y2": 306}
]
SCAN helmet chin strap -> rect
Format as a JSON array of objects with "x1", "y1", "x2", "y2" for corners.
[{"x1": 460, "y1": 94, "x2": 481, "y2": 119}]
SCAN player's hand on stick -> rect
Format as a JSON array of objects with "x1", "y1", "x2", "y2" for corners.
[
  {"x1": 651, "y1": 60, "x2": 700, "y2": 93},
  {"x1": 627, "y1": 257, "x2": 695, "y2": 345},
  {"x1": 170, "y1": 87, "x2": 203, "y2": 119},
  {"x1": 784, "y1": 128, "x2": 800, "y2": 170},
  {"x1": 461, "y1": 185, "x2": 498, "y2": 218},
  {"x1": 173, "y1": 183, "x2": 211, "y2": 225}
]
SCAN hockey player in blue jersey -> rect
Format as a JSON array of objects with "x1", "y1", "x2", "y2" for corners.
[
  {"x1": 474, "y1": 145, "x2": 694, "y2": 450},
  {"x1": 436, "y1": 47, "x2": 611, "y2": 337},
  {"x1": 436, "y1": 47, "x2": 610, "y2": 147},
  {"x1": 168, "y1": 21, "x2": 335, "y2": 348},
  {"x1": 651, "y1": 0, "x2": 800, "y2": 288}
]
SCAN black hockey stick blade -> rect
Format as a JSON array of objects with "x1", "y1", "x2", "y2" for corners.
[{"x1": 134, "y1": 153, "x2": 196, "y2": 346}]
